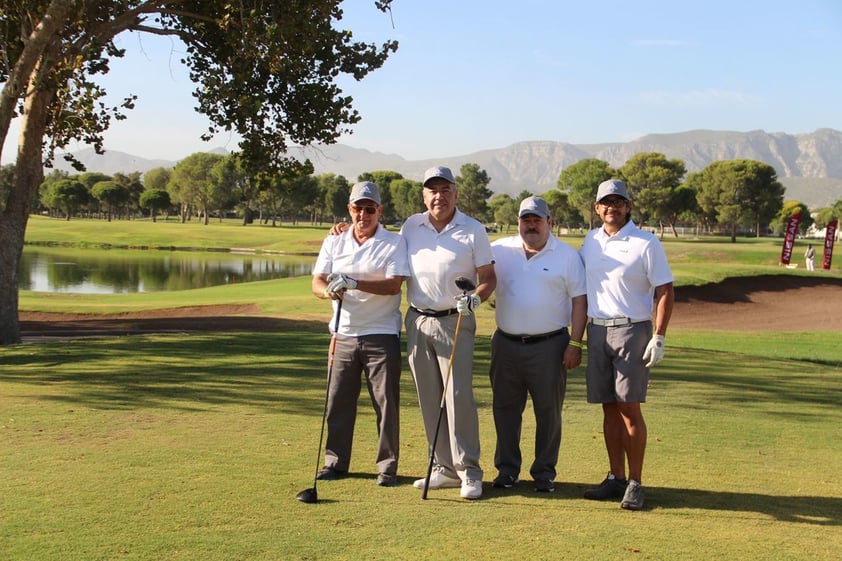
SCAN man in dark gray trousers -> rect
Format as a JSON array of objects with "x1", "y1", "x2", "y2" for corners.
[
  {"x1": 311, "y1": 181, "x2": 410, "y2": 486},
  {"x1": 488, "y1": 196, "x2": 587, "y2": 492}
]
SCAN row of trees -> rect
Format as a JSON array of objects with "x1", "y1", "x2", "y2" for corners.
[
  {"x1": 24, "y1": 152, "x2": 842, "y2": 244},
  {"x1": 27, "y1": 156, "x2": 415, "y2": 226},
  {"x1": 28, "y1": 158, "x2": 487, "y2": 227},
  {"x1": 557, "y1": 154, "x2": 841, "y2": 241},
  {"x1": 558, "y1": 155, "x2": 790, "y2": 241}
]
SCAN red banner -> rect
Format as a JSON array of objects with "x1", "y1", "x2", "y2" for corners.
[
  {"x1": 780, "y1": 213, "x2": 801, "y2": 265},
  {"x1": 823, "y1": 219, "x2": 837, "y2": 270}
]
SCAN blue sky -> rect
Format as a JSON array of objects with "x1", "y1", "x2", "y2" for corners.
[{"x1": 4, "y1": 0, "x2": 842, "y2": 164}]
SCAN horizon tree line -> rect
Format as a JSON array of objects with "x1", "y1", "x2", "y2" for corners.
[{"x1": 9, "y1": 152, "x2": 841, "y2": 241}]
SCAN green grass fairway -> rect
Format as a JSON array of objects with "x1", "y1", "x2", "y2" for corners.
[{"x1": 3, "y1": 324, "x2": 841, "y2": 561}]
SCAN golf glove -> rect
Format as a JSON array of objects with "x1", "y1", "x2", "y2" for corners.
[
  {"x1": 642, "y1": 334, "x2": 665, "y2": 367},
  {"x1": 326, "y1": 273, "x2": 357, "y2": 294},
  {"x1": 456, "y1": 293, "x2": 481, "y2": 315}
]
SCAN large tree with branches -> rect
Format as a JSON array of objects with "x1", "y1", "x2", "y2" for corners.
[{"x1": 0, "y1": 0, "x2": 397, "y2": 344}]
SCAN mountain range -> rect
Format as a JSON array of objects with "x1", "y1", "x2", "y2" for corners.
[{"x1": 52, "y1": 128, "x2": 842, "y2": 209}]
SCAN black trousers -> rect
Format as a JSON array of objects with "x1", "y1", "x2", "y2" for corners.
[{"x1": 489, "y1": 329, "x2": 568, "y2": 481}]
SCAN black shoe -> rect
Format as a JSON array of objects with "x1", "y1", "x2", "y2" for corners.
[
  {"x1": 376, "y1": 473, "x2": 397, "y2": 487},
  {"x1": 534, "y1": 478, "x2": 555, "y2": 493},
  {"x1": 316, "y1": 466, "x2": 347, "y2": 480},
  {"x1": 492, "y1": 474, "x2": 519, "y2": 488},
  {"x1": 583, "y1": 475, "x2": 627, "y2": 500}
]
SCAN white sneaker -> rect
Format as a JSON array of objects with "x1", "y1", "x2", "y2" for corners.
[
  {"x1": 460, "y1": 478, "x2": 482, "y2": 499},
  {"x1": 413, "y1": 468, "x2": 461, "y2": 490}
]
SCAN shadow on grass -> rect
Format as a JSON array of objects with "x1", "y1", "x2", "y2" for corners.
[
  {"x1": 650, "y1": 486, "x2": 841, "y2": 525},
  {"x1": 480, "y1": 482, "x2": 841, "y2": 525},
  {"x1": 655, "y1": 349, "x2": 842, "y2": 410},
  {"x1": 4, "y1": 319, "x2": 344, "y2": 415}
]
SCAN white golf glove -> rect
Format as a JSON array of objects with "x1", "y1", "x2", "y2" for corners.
[
  {"x1": 642, "y1": 334, "x2": 665, "y2": 367},
  {"x1": 456, "y1": 294, "x2": 481, "y2": 316},
  {"x1": 326, "y1": 273, "x2": 357, "y2": 294}
]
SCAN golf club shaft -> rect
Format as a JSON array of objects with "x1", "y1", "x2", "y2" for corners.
[
  {"x1": 310, "y1": 299, "x2": 343, "y2": 488},
  {"x1": 422, "y1": 310, "x2": 463, "y2": 499}
]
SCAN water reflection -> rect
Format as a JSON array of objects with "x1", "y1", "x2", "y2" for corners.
[{"x1": 19, "y1": 247, "x2": 315, "y2": 294}]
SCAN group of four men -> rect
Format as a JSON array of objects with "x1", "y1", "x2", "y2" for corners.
[{"x1": 310, "y1": 166, "x2": 674, "y2": 510}]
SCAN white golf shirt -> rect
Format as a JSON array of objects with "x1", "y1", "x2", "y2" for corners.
[
  {"x1": 313, "y1": 224, "x2": 410, "y2": 336},
  {"x1": 400, "y1": 209, "x2": 494, "y2": 311},
  {"x1": 492, "y1": 234, "x2": 587, "y2": 335},
  {"x1": 579, "y1": 220, "x2": 673, "y2": 321}
]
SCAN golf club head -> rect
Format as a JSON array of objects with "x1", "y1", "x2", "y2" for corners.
[
  {"x1": 454, "y1": 276, "x2": 476, "y2": 293},
  {"x1": 296, "y1": 487, "x2": 318, "y2": 504}
]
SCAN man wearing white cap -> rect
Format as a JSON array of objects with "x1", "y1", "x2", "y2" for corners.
[
  {"x1": 402, "y1": 165, "x2": 496, "y2": 500},
  {"x1": 579, "y1": 179, "x2": 674, "y2": 510},
  {"x1": 311, "y1": 181, "x2": 410, "y2": 487},
  {"x1": 488, "y1": 196, "x2": 587, "y2": 493}
]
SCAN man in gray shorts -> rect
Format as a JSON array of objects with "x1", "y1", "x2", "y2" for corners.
[{"x1": 579, "y1": 179, "x2": 674, "y2": 511}]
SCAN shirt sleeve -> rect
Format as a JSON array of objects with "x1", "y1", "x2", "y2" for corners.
[
  {"x1": 385, "y1": 235, "x2": 410, "y2": 278},
  {"x1": 473, "y1": 224, "x2": 495, "y2": 268},
  {"x1": 312, "y1": 235, "x2": 336, "y2": 276},
  {"x1": 643, "y1": 238, "x2": 673, "y2": 287}
]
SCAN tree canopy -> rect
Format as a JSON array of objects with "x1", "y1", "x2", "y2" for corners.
[
  {"x1": 557, "y1": 158, "x2": 616, "y2": 228},
  {"x1": 691, "y1": 159, "x2": 785, "y2": 242},
  {"x1": 457, "y1": 163, "x2": 492, "y2": 222},
  {"x1": 0, "y1": 1, "x2": 398, "y2": 344},
  {"x1": 619, "y1": 152, "x2": 686, "y2": 233}
]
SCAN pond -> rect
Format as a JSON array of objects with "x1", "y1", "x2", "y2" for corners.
[{"x1": 19, "y1": 246, "x2": 316, "y2": 294}]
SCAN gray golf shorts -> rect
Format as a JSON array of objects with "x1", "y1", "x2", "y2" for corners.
[{"x1": 585, "y1": 320, "x2": 652, "y2": 404}]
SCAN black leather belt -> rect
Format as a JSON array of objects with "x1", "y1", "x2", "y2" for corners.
[
  {"x1": 497, "y1": 328, "x2": 567, "y2": 344},
  {"x1": 410, "y1": 306, "x2": 459, "y2": 318}
]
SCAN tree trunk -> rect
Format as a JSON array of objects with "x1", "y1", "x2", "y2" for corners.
[
  {"x1": 0, "y1": 66, "x2": 53, "y2": 345},
  {"x1": 0, "y1": 192, "x2": 27, "y2": 344}
]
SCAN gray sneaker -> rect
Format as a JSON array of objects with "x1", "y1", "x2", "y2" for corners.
[
  {"x1": 583, "y1": 475, "x2": 627, "y2": 500},
  {"x1": 621, "y1": 480, "x2": 645, "y2": 510},
  {"x1": 376, "y1": 473, "x2": 397, "y2": 487}
]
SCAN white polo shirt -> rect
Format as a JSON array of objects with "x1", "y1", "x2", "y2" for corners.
[
  {"x1": 313, "y1": 224, "x2": 410, "y2": 336},
  {"x1": 400, "y1": 209, "x2": 495, "y2": 311},
  {"x1": 492, "y1": 234, "x2": 586, "y2": 335},
  {"x1": 579, "y1": 220, "x2": 673, "y2": 321}
]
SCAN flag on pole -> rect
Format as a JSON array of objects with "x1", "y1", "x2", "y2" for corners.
[
  {"x1": 822, "y1": 219, "x2": 838, "y2": 270},
  {"x1": 780, "y1": 213, "x2": 801, "y2": 265}
]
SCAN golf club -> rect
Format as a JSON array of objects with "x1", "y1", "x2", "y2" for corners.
[
  {"x1": 297, "y1": 298, "x2": 343, "y2": 504},
  {"x1": 421, "y1": 276, "x2": 477, "y2": 500}
]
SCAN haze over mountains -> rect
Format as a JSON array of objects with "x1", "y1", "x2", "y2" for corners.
[{"x1": 52, "y1": 128, "x2": 842, "y2": 209}]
